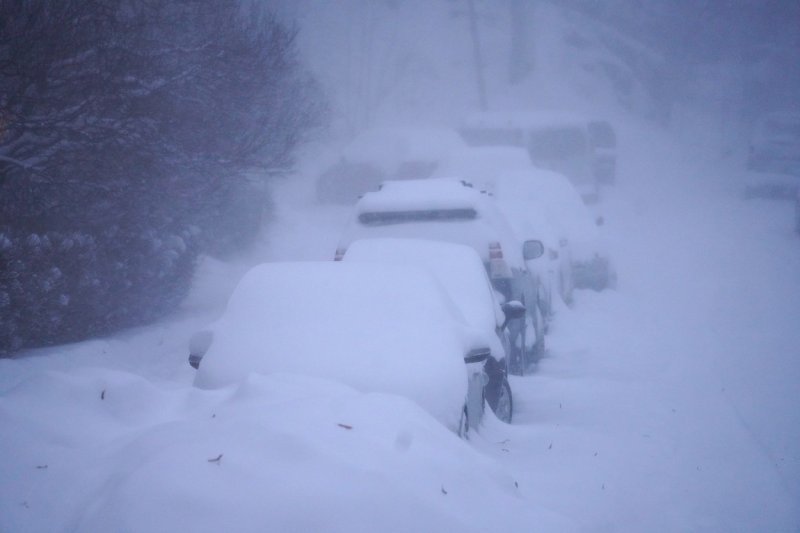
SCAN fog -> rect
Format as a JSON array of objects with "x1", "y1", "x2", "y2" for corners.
[
  {"x1": 2, "y1": 1, "x2": 799, "y2": 531},
  {"x1": 274, "y1": 0, "x2": 798, "y2": 140}
]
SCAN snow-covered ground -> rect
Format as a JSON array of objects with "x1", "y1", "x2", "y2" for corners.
[{"x1": 2, "y1": 113, "x2": 799, "y2": 532}]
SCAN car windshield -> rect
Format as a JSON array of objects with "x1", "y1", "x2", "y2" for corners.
[
  {"x1": 528, "y1": 127, "x2": 588, "y2": 159},
  {"x1": 358, "y1": 208, "x2": 478, "y2": 226}
]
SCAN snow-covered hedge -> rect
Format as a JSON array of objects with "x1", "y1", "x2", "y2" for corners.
[
  {"x1": 0, "y1": 1, "x2": 326, "y2": 354},
  {"x1": 0, "y1": 227, "x2": 197, "y2": 354}
]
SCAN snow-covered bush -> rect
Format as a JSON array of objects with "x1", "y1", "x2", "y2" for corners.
[
  {"x1": 0, "y1": 1, "x2": 326, "y2": 354},
  {"x1": 0, "y1": 227, "x2": 196, "y2": 354}
]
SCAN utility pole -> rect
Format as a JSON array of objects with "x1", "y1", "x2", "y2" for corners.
[
  {"x1": 508, "y1": 0, "x2": 534, "y2": 84},
  {"x1": 466, "y1": 0, "x2": 488, "y2": 111}
]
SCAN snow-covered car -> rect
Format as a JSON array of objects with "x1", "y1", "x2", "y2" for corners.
[
  {"x1": 341, "y1": 238, "x2": 526, "y2": 422},
  {"x1": 315, "y1": 127, "x2": 467, "y2": 204},
  {"x1": 189, "y1": 261, "x2": 493, "y2": 436},
  {"x1": 526, "y1": 167, "x2": 615, "y2": 291},
  {"x1": 744, "y1": 112, "x2": 800, "y2": 198},
  {"x1": 435, "y1": 145, "x2": 575, "y2": 313},
  {"x1": 335, "y1": 178, "x2": 545, "y2": 373},
  {"x1": 440, "y1": 149, "x2": 613, "y2": 293},
  {"x1": 459, "y1": 111, "x2": 600, "y2": 204},
  {"x1": 587, "y1": 119, "x2": 617, "y2": 185}
]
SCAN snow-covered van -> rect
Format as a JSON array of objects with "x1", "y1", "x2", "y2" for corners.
[{"x1": 459, "y1": 111, "x2": 600, "y2": 203}]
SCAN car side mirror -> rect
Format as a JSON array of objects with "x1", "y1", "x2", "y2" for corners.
[
  {"x1": 188, "y1": 330, "x2": 213, "y2": 369},
  {"x1": 522, "y1": 239, "x2": 544, "y2": 260},
  {"x1": 500, "y1": 300, "x2": 526, "y2": 329},
  {"x1": 464, "y1": 347, "x2": 491, "y2": 364}
]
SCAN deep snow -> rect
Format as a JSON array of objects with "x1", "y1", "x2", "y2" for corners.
[
  {"x1": 5, "y1": 1, "x2": 798, "y2": 529},
  {"x1": 2, "y1": 111, "x2": 799, "y2": 532}
]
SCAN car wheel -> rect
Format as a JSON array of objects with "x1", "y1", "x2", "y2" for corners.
[{"x1": 486, "y1": 376, "x2": 513, "y2": 423}]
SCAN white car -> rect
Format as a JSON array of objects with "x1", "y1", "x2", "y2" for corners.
[
  {"x1": 524, "y1": 166, "x2": 615, "y2": 291},
  {"x1": 439, "y1": 145, "x2": 614, "y2": 292},
  {"x1": 436, "y1": 145, "x2": 575, "y2": 312},
  {"x1": 189, "y1": 261, "x2": 492, "y2": 436},
  {"x1": 335, "y1": 178, "x2": 545, "y2": 374},
  {"x1": 342, "y1": 238, "x2": 526, "y2": 422},
  {"x1": 316, "y1": 127, "x2": 467, "y2": 204}
]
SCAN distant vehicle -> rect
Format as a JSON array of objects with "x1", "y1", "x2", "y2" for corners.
[
  {"x1": 436, "y1": 143, "x2": 615, "y2": 295},
  {"x1": 315, "y1": 127, "x2": 467, "y2": 204},
  {"x1": 459, "y1": 111, "x2": 600, "y2": 204},
  {"x1": 744, "y1": 112, "x2": 800, "y2": 198},
  {"x1": 335, "y1": 178, "x2": 546, "y2": 374},
  {"x1": 435, "y1": 145, "x2": 575, "y2": 314},
  {"x1": 189, "y1": 261, "x2": 493, "y2": 437},
  {"x1": 342, "y1": 238, "x2": 526, "y2": 423},
  {"x1": 587, "y1": 119, "x2": 617, "y2": 184},
  {"x1": 531, "y1": 168, "x2": 615, "y2": 291}
]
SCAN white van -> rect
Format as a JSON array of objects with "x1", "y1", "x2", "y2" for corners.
[{"x1": 459, "y1": 111, "x2": 600, "y2": 203}]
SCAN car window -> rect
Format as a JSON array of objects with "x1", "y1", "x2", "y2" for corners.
[
  {"x1": 321, "y1": 160, "x2": 386, "y2": 183},
  {"x1": 358, "y1": 208, "x2": 478, "y2": 226},
  {"x1": 528, "y1": 128, "x2": 588, "y2": 159},
  {"x1": 460, "y1": 127, "x2": 524, "y2": 147}
]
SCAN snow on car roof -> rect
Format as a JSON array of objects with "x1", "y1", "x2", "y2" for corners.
[
  {"x1": 520, "y1": 167, "x2": 606, "y2": 258},
  {"x1": 344, "y1": 178, "x2": 526, "y2": 266},
  {"x1": 356, "y1": 177, "x2": 491, "y2": 214},
  {"x1": 433, "y1": 148, "x2": 559, "y2": 244},
  {"x1": 194, "y1": 261, "x2": 478, "y2": 431},
  {"x1": 343, "y1": 238, "x2": 505, "y2": 340},
  {"x1": 431, "y1": 146, "x2": 594, "y2": 247}
]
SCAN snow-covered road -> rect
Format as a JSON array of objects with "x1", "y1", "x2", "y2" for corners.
[
  {"x1": 2, "y1": 117, "x2": 799, "y2": 532},
  {"x1": 265, "y1": 118, "x2": 800, "y2": 530},
  {"x1": 472, "y1": 121, "x2": 800, "y2": 531}
]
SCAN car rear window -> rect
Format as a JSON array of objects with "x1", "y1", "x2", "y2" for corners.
[
  {"x1": 528, "y1": 128, "x2": 588, "y2": 159},
  {"x1": 460, "y1": 127, "x2": 524, "y2": 147},
  {"x1": 358, "y1": 208, "x2": 478, "y2": 226}
]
